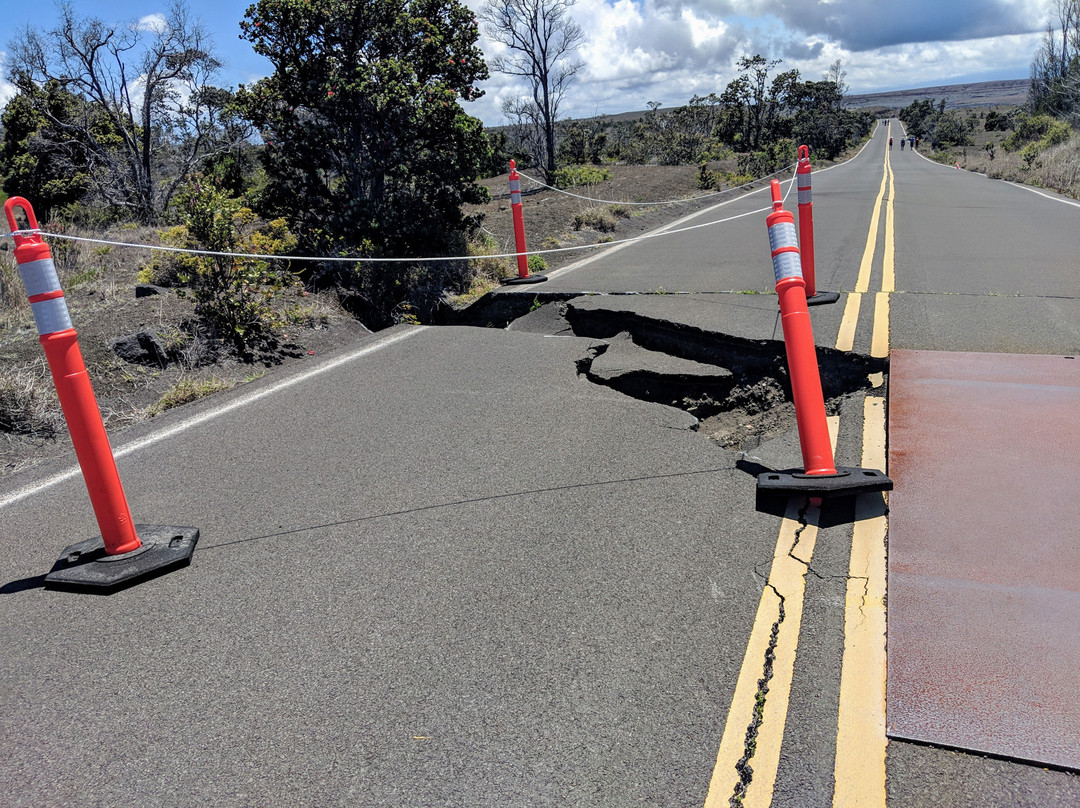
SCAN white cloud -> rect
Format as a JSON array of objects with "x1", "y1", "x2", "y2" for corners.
[
  {"x1": 135, "y1": 13, "x2": 169, "y2": 35},
  {"x1": 444, "y1": 0, "x2": 1053, "y2": 123}
]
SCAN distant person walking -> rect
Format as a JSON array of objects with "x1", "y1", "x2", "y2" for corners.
[
  {"x1": 900, "y1": 138, "x2": 905, "y2": 151},
  {"x1": 889, "y1": 137, "x2": 893, "y2": 149}
]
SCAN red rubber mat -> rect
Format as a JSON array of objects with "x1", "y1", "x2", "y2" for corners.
[{"x1": 887, "y1": 350, "x2": 1080, "y2": 771}]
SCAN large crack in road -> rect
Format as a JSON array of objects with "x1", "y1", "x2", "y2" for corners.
[{"x1": 487, "y1": 297, "x2": 885, "y2": 454}]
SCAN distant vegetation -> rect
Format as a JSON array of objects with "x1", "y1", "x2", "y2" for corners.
[
  {"x1": 498, "y1": 56, "x2": 873, "y2": 176},
  {"x1": 897, "y1": 0, "x2": 1080, "y2": 199}
]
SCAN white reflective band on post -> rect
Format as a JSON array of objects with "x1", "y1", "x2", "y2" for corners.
[
  {"x1": 510, "y1": 178, "x2": 521, "y2": 205},
  {"x1": 771, "y1": 250, "x2": 803, "y2": 283},
  {"x1": 798, "y1": 187, "x2": 812, "y2": 205},
  {"x1": 17, "y1": 257, "x2": 61, "y2": 298},
  {"x1": 30, "y1": 295, "x2": 73, "y2": 335},
  {"x1": 768, "y1": 221, "x2": 798, "y2": 253}
]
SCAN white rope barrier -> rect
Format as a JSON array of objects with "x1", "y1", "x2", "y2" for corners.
[{"x1": 1, "y1": 169, "x2": 797, "y2": 266}]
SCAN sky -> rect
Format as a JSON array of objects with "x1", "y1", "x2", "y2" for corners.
[{"x1": 0, "y1": 0, "x2": 1054, "y2": 125}]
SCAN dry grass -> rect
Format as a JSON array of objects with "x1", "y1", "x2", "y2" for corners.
[
  {"x1": 282, "y1": 289, "x2": 351, "y2": 329},
  {"x1": 0, "y1": 249, "x2": 29, "y2": 328},
  {"x1": 445, "y1": 234, "x2": 514, "y2": 308},
  {"x1": 0, "y1": 359, "x2": 64, "y2": 437}
]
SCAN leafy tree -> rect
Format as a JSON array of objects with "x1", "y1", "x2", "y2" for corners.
[
  {"x1": 984, "y1": 109, "x2": 1015, "y2": 131},
  {"x1": 932, "y1": 112, "x2": 972, "y2": 148},
  {"x1": 789, "y1": 79, "x2": 873, "y2": 159},
  {"x1": 480, "y1": 0, "x2": 584, "y2": 180},
  {"x1": 557, "y1": 118, "x2": 608, "y2": 165},
  {"x1": 0, "y1": 81, "x2": 94, "y2": 215},
  {"x1": 238, "y1": 0, "x2": 489, "y2": 262},
  {"x1": 718, "y1": 56, "x2": 798, "y2": 152},
  {"x1": 477, "y1": 130, "x2": 510, "y2": 178},
  {"x1": 7, "y1": 1, "x2": 242, "y2": 224},
  {"x1": 899, "y1": 98, "x2": 939, "y2": 139}
]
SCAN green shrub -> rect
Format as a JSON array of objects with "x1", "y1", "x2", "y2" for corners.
[
  {"x1": 1022, "y1": 142, "x2": 1043, "y2": 170},
  {"x1": 1003, "y1": 114, "x2": 1057, "y2": 152},
  {"x1": 169, "y1": 179, "x2": 300, "y2": 356},
  {"x1": 554, "y1": 165, "x2": 611, "y2": 188},
  {"x1": 139, "y1": 225, "x2": 200, "y2": 287},
  {"x1": 697, "y1": 162, "x2": 717, "y2": 190},
  {"x1": 527, "y1": 254, "x2": 548, "y2": 274},
  {"x1": 1043, "y1": 120, "x2": 1071, "y2": 148}
]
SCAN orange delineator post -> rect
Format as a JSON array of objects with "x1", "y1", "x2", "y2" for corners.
[
  {"x1": 503, "y1": 160, "x2": 547, "y2": 285},
  {"x1": 795, "y1": 145, "x2": 839, "y2": 306},
  {"x1": 766, "y1": 181, "x2": 836, "y2": 477},
  {"x1": 510, "y1": 160, "x2": 529, "y2": 278},
  {"x1": 795, "y1": 145, "x2": 818, "y2": 298},
  {"x1": 5, "y1": 196, "x2": 198, "y2": 591},
  {"x1": 5, "y1": 197, "x2": 142, "y2": 555},
  {"x1": 756, "y1": 181, "x2": 892, "y2": 500}
]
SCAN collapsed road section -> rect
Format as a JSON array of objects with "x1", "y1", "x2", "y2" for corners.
[{"x1": 459, "y1": 291, "x2": 886, "y2": 453}]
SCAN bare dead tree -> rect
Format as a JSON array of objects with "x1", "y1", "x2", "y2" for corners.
[
  {"x1": 501, "y1": 96, "x2": 545, "y2": 167},
  {"x1": 824, "y1": 59, "x2": 848, "y2": 110},
  {"x1": 1031, "y1": 0, "x2": 1080, "y2": 121},
  {"x1": 8, "y1": 0, "x2": 245, "y2": 223},
  {"x1": 480, "y1": 0, "x2": 584, "y2": 181}
]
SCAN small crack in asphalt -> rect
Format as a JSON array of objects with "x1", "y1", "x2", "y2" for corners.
[{"x1": 786, "y1": 497, "x2": 813, "y2": 566}]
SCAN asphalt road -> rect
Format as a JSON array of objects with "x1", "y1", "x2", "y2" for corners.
[{"x1": 2, "y1": 121, "x2": 1078, "y2": 806}]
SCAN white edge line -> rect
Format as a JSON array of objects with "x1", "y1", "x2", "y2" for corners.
[
  {"x1": 0, "y1": 326, "x2": 426, "y2": 511},
  {"x1": 1002, "y1": 180, "x2": 1080, "y2": 209}
]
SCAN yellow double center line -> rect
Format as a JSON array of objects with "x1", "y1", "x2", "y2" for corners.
[
  {"x1": 837, "y1": 143, "x2": 894, "y2": 357},
  {"x1": 832, "y1": 139, "x2": 892, "y2": 806},
  {"x1": 703, "y1": 135, "x2": 894, "y2": 808}
]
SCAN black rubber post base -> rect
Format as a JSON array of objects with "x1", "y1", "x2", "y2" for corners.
[
  {"x1": 806, "y1": 291, "x2": 841, "y2": 306},
  {"x1": 502, "y1": 274, "x2": 548, "y2": 285},
  {"x1": 44, "y1": 525, "x2": 199, "y2": 593},
  {"x1": 757, "y1": 466, "x2": 892, "y2": 499}
]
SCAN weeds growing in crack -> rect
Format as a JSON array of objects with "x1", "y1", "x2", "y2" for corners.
[{"x1": 730, "y1": 585, "x2": 786, "y2": 807}]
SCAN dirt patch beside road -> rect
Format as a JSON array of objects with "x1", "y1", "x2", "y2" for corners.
[{"x1": 465, "y1": 161, "x2": 780, "y2": 276}]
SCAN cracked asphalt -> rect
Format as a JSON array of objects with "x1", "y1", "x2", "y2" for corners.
[{"x1": 2, "y1": 121, "x2": 1079, "y2": 806}]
